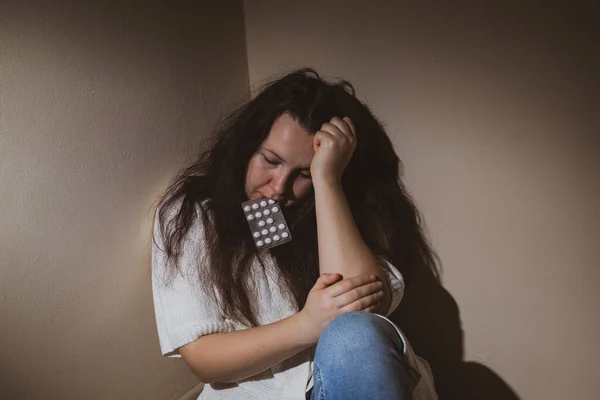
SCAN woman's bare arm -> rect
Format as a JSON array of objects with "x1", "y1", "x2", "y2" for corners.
[
  {"x1": 179, "y1": 312, "x2": 310, "y2": 384},
  {"x1": 313, "y1": 178, "x2": 391, "y2": 314},
  {"x1": 179, "y1": 273, "x2": 383, "y2": 383}
]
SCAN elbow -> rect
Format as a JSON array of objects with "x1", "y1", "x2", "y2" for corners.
[
  {"x1": 190, "y1": 368, "x2": 213, "y2": 385},
  {"x1": 189, "y1": 367, "x2": 232, "y2": 385},
  {"x1": 179, "y1": 348, "x2": 222, "y2": 384},
  {"x1": 185, "y1": 361, "x2": 239, "y2": 385},
  {"x1": 179, "y1": 337, "x2": 240, "y2": 384}
]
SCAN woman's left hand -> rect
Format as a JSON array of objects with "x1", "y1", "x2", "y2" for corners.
[{"x1": 310, "y1": 116, "x2": 357, "y2": 184}]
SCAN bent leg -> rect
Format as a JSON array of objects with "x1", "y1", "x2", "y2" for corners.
[{"x1": 311, "y1": 312, "x2": 410, "y2": 400}]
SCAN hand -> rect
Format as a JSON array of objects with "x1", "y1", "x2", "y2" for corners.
[
  {"x1": 297, "y1": 272, "x2": 384, "y2": 344},
  {"x1": 310, "y1": 116, "x2": 357, "y2": 184}
]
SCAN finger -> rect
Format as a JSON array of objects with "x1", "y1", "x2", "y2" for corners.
[
  {"x1": 325, "y1": 274, "x2": 378, "y2": 297},
  {"x1": 327, "y1": 117, "x2": 354, "y2": 142},
  {"x1": 312, "y1": 130, "x2": 335, "y2": 152},
  {"x1": 339, "y1": 290, "x2": 385, "y2": 313},
  {"x1": 361, "y1": 301, "x2": 380, "y2": 313},
  {"x1": 342, "y1": 117, "x2": 356, "y2": 138},
  {"x1": 335, "y1": 281, "x2": 384, "y2": 307},
  {"x1": 311, "y1": 273, "x2": 342, "y2": 291},
  {"x1": 328, "y1": 117, "x2": 350, "y2": 135},
  {"x1": 319, "y1": 122, "x2": 346, "y2": 140},
  {"x1": 362, "y1": 303, "x2": 380, "y2": 313}
]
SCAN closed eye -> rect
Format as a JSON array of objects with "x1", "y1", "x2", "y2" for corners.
[
  {"x1": 262, "y1": 151, "x2": 310, "y2": 178},
  {"x1": 262, "y1": 154, "x2": 278, "y2": 165}
]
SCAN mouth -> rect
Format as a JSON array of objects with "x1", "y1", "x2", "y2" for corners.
[{"x1": 257, "y1": 192, "x2": 287, "y2": 205}]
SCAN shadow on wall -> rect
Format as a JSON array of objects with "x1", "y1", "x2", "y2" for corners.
[{"x1": 390, "y1": 265, "x2": 521, "y2": 400}]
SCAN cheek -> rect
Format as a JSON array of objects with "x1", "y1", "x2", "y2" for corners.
[
  {"x1": 246, "y1": 157, "x2": 267, "y2": 188},
  {"x1": 293, "y1": 180, "x2": 313, "y2": 199}
]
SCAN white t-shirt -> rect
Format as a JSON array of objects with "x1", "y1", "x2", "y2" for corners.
[{"x1": 152, "y1": 203, "x2": 438, "y2": 399}]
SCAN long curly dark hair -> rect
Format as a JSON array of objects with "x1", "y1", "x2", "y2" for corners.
[{"x1": 154, "y1": 68, "x2": 439, "y2": 327}]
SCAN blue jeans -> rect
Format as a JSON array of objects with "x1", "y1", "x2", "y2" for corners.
[{"x1": 307, "y1": 312, "x2": 410, "y2": 400}]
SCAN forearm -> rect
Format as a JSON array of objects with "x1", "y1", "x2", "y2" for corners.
[
  {"x1": 313, "y1": 178, "x2": 391, "y2": 313},
  {"x1": 180, "y1": 313, "x2": 313, "y2": 384}
]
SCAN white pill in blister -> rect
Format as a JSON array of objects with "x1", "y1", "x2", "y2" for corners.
[
  {"x1": 281, "y1": 232, "x2": 289, "y2": 238},
  {"x1": 247, "y1": 215, "x2": 255, "y2": 221},
  {"x1": 269, "y1": 226, "x2": 276, "y2": 233},
  {"x1": 268, "y1": 199, "x2": 275, "y2": 205},
  {"x1": 260, "y1": 200, "x2": 267, "y2": 207},
  {"x1": 244, "y1": 205, "x2": 251, "y2": 212},
  {"x1": 255, "y1": 212, "x2": 262, "y2": 218},
  {"x1": 258, "y1": 220, "x2": 266, "y2": 227},
  {"x1": 265, "y1": 238, "x2": 272, "y2": 244},
  {"x1": 257, "y1": 240, "x2": 264, "y2": 246},
  {"x1": 273, "y1": 235, "x2": 280, "y2": 241},
  {"x1": 263, "y1": 209, "x2": 271, "y2": 215},
  {"x1": 253, "y1": 232, "x2": 261, "y2": 238},
  {"x1": 252, "y1": 203, "x2": 259, "y2": 210},
  {"x1": 261, "y1": 229, "x2": 268, "y2": 235},
  {"x1": 266, "y1": 218, "x2": 273, "y2": 224},
  {"x1": 278, "y1": 223, "x2": 285, "y2": 230},
  {"x1": 272, "y1": 207, "x2": 279, "y2": 212}
]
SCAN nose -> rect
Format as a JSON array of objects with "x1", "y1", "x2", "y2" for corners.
[{"x1": 267, "y1": 171, "x2": 289, "y2": 201}]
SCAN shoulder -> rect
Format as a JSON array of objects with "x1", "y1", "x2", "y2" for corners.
[
  {"x1": 152, "y1": 197, "x2": 213, "y2": 284},
  {"x1": 153, "y1": 196, "x2": 213, "y2": 255}
]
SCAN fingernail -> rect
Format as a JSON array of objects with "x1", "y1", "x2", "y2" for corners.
[{"x1": 370, "y1": 275, "x2": 376, "y2": 281}]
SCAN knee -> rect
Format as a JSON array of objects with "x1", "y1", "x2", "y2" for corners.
[
  {"x1": 317, "y1": 312, "x2": 391, "y2": 353},
  {"x1": 321, "y1": 311, "x2": 381, "y2": 336}
]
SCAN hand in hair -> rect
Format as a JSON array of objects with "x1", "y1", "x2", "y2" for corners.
[
  {"x1": 310, "y1": 116, "x2": 357, "y2": 184},
  {"x1": 296, "y1": 272, "x2": 384, "y2": 344}
]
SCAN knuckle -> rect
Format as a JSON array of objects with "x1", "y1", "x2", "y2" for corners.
[
  {"x1": 355, "y1": 298, "x2": 368, "y2": 310},
  {"x1": 345, "y1": 303, "x2": 360, "y2": 312},
  {"x1": 354, "y1": 286, "x2": 367, "y2": 297},
  {"x1": 318, "y1": 292, "x2": 328, "y2": 303}
]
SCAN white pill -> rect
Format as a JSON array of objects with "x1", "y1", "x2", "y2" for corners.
[
  {"x1": 255, "y1": 212, "x2": 262, "y2": 218},
  {"x1": 266, "y1": 218, "x2": 274, "y2": 224},
  {"x1": 278, "y1": 223, "x2": 285, "y2": 230},
  {"x1": 244, "y1": 205, "x2": 251, "y2": 212},
  {"x1": 272, "y1": 206, "x2": 279, "y2": 213},
  {"x1": 263, "y1": 209, "x2": 271, "y2": 215},
  {"x1": 253, "y1": 232, "x2": 261, "y2": 238},
  {"x1": 256, "y1": 240, "x2": 264, "y2": 247},
  {"x1": 265, "y1": 238, "x2": 272, "y2": 244},
  {"x1": 252, "y1": 203, "x2": 259, "y2": 210},
  {"x1": 261, "y1": 229, "x2": 268, "y2": 235},
  {"x1": 247, "y1": 214, "x2": 255, "y2": 221},
  {"x1": 260, "y1": 200, "x2": 267, "y2": 207},
  {"x1": 281, "y1": 232, "x2": 289, "y2": 238},
  {"x1": 258, "y1": 220, "x2": 266, "y2": 227},
  {"x1": 268, "y1": 199, "x2": 275, "y2": 205},
  {"x1": 269, "y1": 226, "x2": 277, "y2": 233},
  {"x1": 273, "y1": 235, "x2": 280, "y2": 241}
]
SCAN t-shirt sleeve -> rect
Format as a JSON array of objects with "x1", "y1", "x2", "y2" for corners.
[
  {"x1": 377, "y1": 257, "x2": 406, "y2": 317},
  {"x1": 151, "y1": 205, "x2": 234, "y2": 358}
]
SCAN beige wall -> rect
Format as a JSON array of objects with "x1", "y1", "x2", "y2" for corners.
[
  {"x1": 0, "y1": 1, "x2": 247, "y2": 399},
  {"x1": 2, "y1": 1, "x2": 598, "y2": 399},
  {"x1": 244, "y1": 1, "x2": 599, "y2": 399}
]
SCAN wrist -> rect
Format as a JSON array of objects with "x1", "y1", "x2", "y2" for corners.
[
  {"x1": 290, "y1": 311, "x2": 318, "y2": 346},
  {"x1": 311, "y1": 174, "x2": 342, "y2": 190}
]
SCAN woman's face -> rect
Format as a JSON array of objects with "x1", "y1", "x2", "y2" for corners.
[{"x1": 245, "y1": 113, "x2": 315, "y2": 207}]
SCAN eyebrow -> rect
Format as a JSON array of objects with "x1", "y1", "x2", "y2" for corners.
[{"x1": 262, "y1": 148, "x2": 311, "y2": 171}]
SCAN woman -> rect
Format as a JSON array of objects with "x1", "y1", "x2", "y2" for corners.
[{"x1": 152, "y1": 68, "x2": 438, "y2": 399}]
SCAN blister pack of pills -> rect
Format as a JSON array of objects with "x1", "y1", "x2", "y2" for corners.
[{"x1": 241, "y1": 197, "x2": 292, "y2": 249}]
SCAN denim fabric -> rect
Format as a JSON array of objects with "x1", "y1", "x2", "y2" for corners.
[{"x1": 306, "y1": 312, "x2": 410, "y2": 400}]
